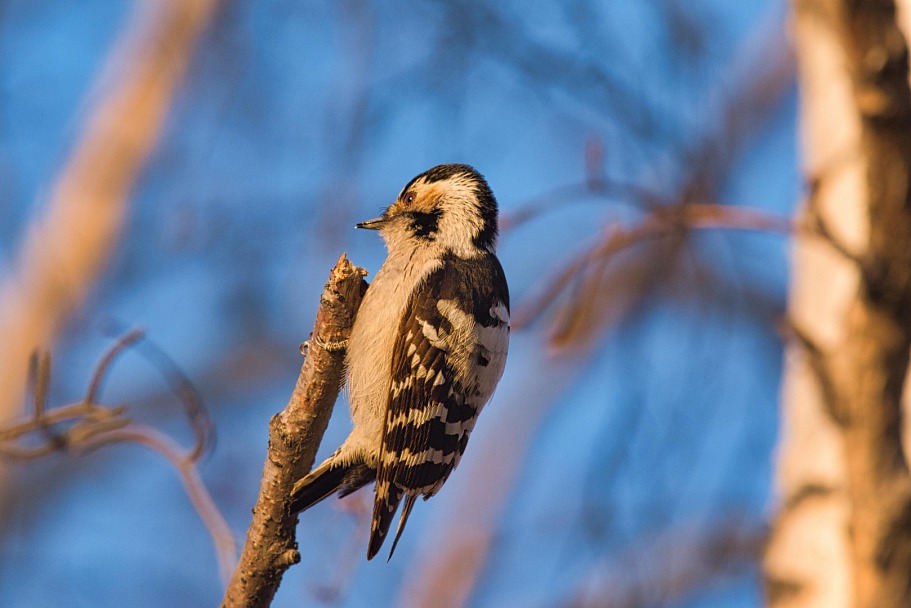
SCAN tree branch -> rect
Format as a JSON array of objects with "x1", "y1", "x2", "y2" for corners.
[
  {"x1": 827, "y1": 1, "x2": 911, "y2": 604},
  {"x1": 0, "y1": 0, "x2": 219, "y2": 426},
  {"x1": 1, "y1": 329, "x2": 232, "y2": 580},
  {"x1": 221, "y1": 254, "x2": 367, "y2": 608},
  {"x1": 512, "y1": 203, "x2": 794, "y2": 334}
]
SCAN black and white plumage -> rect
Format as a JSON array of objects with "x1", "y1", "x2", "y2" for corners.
[{"x1": 290, "y1": 164, "x2": 509, "y2": 560}]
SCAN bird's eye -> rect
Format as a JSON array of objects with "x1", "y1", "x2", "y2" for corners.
[{"x1": 404, "y1": 192, "x2": 416, "y2": 204}]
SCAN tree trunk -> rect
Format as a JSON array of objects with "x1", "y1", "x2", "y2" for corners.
[{"x1": 766, "y1": 1, "x2": 911, "y2": 606}]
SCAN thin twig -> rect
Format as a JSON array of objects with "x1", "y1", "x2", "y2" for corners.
[
  {"x1": 85, "y1": 424, "x2": 237, "y2": 583},
  {"x1": 85, "y1": 329, "x2": 146, "y2": 403},
  {"x1": 131, "y1": 337, "x2": 213, "y2": 462},
  {"x1": 500, "y1": 177, "x2": 665, "y2": 233},
  {"x1": 0, "y1": 330, "x2": 228, "y2": 580},
  {"x1": 513, "y1": 203, "x2": 794, "y2": 331},
  {"x1": 0, "y1": 401, "x2": 127, "y2": 448}
]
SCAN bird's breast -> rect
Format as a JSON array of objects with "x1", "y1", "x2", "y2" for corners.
[{"x1": 345, "y1": 251, "x2": 441, "y2": 443}]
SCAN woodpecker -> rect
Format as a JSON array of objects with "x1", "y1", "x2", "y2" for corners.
[{"x1": 290, "y1": 163, "x2": 509, "y2": 560}]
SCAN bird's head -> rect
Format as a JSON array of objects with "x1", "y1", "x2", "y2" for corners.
[{"x1": 357, "y1": 164, "x2": 498, "y2": 258}]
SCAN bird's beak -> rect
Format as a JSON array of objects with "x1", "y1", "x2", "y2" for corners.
[{"x1": 356, "y1": 216, "x2": 387, "y2": 230}]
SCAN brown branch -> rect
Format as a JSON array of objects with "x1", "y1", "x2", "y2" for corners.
[
  {"x1": 1, "y1": 329, "x2": 231, "y2": 579},
  {"x1": 781, "y1": 319, "x2": 848, "y2": 426},
  {"x1": 221, "y1": 254, "x2": 367, "y2": 608},
  {"x1": 0, "y1": 331, "x2": 144, "y2": 455},
  {"x1": 0, "y1": 0, "x2": 220, "y2": 433},
  {"x1": 499, "y1": 177, "x2": 665, "y2": 233},
  {"x1": 512, "y1": 203, "x2": 794, "y2": 333},
  {"x1": 822, "y1": 1, "x2": 911, "y2": 605},
  {"x1": 770, "y1": 1, "x2": 911, "y2": 604},
  {"x1": 0, "y1": 401, "x2": 128, "y2": 456},
  {"x1": 86, "y1": 424, "x2": 237, "y2": 582}
]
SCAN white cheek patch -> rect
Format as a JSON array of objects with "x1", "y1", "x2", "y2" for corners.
[{"x1": 432, "y1": 175, "x2": 486, "y2": 256}]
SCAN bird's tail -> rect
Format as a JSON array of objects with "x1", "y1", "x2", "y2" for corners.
[
  {"x1": 290, "y1": 452, "x2": 375, "y2": 514},
  {"x1": 367, "y1": 479, "x2": 418, "y2": 561}
]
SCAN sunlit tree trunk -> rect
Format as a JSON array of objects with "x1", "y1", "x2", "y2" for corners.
[{"x1": 766, "y1": 1, "x2": 911, "y2": 606}]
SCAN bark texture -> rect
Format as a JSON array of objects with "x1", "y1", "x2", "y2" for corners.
[
  {"x1": 768, "y1": 1, "x2": 911, "y2": 606},
  {"x1": 221, "y1": 255, "x2": 366, "y2": 608}
]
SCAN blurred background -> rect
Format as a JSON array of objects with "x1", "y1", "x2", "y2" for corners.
[{"x1": 0, "y1": 0, "x2": 799, "y2": 606}]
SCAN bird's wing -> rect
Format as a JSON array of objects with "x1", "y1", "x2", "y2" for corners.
[{"x1": 367, "y1": 253, "x2": 509, "y2": 560}]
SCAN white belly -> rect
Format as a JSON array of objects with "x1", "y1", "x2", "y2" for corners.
[{"x1": 342, "y1": 251, "x2": 440, "y2": 465}]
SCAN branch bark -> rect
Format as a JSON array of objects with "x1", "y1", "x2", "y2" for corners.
[
  {"x1": 826, "y1": 2, "x2": 911, "y2": 604},
  {"x1": 767, "y1": 1, "x2": 911, "y2": 606},
  {"x1": 221, "y1": 255, "x2": 366, "y2": 608}
]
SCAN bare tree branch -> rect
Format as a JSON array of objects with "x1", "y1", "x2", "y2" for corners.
[
  {"x1": 88, "y1": 424, "x2": 236, "y2": 582},
  {"x1": 513, "y1": 203, "x2": 794, "y2": 335},
  {"x1": 0, "y1": 330, "x2": 233, "y2": 580},
  {"x1": 221, "y1": 254, "x2": 367, "y2": 608},
  {"x1": 0, "y1": 0, "x2": 219, "y2": 427},
  {"x1": 768, "y1": 1, "x2": 911, "y2": 605}
]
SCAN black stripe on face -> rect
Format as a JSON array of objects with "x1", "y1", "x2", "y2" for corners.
[{"x1": 407, "y1": 208, "x2": 443, "y2": 240}]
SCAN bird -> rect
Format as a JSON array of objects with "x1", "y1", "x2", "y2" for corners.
[{"x1": 290, "y1": 163, "x2": 510, "y2": 560}]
